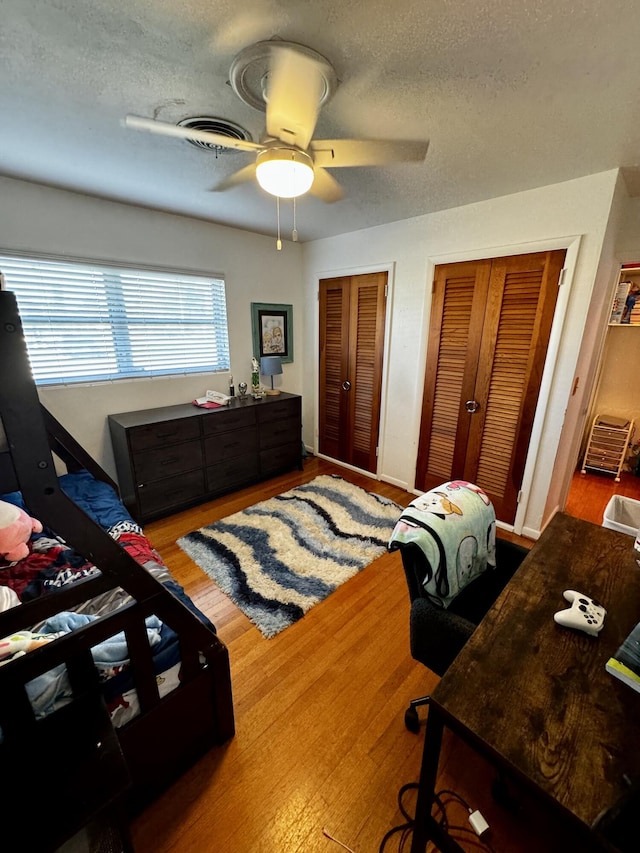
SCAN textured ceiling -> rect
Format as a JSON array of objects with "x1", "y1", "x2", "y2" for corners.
[{"x1": 2, "y1": 0, "x2": 640, "y2": 241}]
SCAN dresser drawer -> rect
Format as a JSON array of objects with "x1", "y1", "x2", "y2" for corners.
[
  {"x1": 204, "y1": 426, "x2": 257, "y2": 465},
  {"x1": 129, "y1": 417, "x2": 200, "y2": 453},
  {"x1": 133, "y1": 440, "x2": 203, "y2": 483},
  {"x1": 202, "y1": 407, "x2": 256, "y2": 436},
  {"x1": 138, "y1": 469, "x2": 205, "y2": 518},
  {"x1": 257, "y1": 398, "x2": 300, "y2": 426},
  {"x1": 206, "y1": 455, "x2": 260, "y2": 494},
  {"x1": 259, "y1": 440, "x2": 301, "y2": 477},
  {"x1": 259, "y1": 416, "x2": 300, "y2": 451}
]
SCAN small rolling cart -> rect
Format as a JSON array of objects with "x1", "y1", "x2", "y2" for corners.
[{"x1": 581, "y1": 414, "x2": 635, "y2": 482}]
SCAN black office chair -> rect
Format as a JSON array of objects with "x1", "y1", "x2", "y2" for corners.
[
  {"x1": 389, "y1": 492, "x2": 528, "y2": 814},
  {"x1": 393, "y1": 536, "x2": 529, "y2": 732}
]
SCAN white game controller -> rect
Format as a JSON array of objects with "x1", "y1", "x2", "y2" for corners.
[{"x1": 553, "y1": 589, "x2": 606, "y2": 637}]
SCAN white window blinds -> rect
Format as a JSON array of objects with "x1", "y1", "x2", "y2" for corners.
[{"x1": 0, "y1": 255, "x2": 230, "y2": 386}]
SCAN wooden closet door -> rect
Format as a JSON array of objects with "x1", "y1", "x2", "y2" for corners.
[
  {"x1": 318, "y1": 272, "x2": 387, "y2": 473},
  {"x1": 415, "y1": 260, "x2": 491, "y2": 489},
  {"x1": 319, "y1": 276, "x2": 350, "y2": 461},
  {"x1": 416, "y1": 249, "x2": 565, "y2": 524}
]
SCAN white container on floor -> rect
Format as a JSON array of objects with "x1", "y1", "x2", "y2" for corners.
[{"x1": 603, "y1": 494, "x2": 640, "y2": 536}]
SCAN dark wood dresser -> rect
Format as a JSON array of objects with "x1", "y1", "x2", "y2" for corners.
[{"x1": 108, "y1": 392, "x2": 302, "y2": 523}]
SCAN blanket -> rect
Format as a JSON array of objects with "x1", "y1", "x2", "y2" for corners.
[
  {"x1": 389, "y1": 480, "x2": 496, "y2": 608},
  {"x1": 0, "y1": 611, "x2": 163, "y2": 730}
]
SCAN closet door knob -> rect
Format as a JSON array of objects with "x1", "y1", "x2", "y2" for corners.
[
  {"x1": 465, "y1": 399, "x2": 480, "y2": 413},
  {"x1": 342, "y1": 380, "x2": 352, "y2": 391}
]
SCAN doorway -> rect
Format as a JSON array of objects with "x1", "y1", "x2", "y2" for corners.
[
  {"x1": 318, "y1": 271, "x2": 387, "y2": 473},
  {"x1": 565, "y1": 261, "x2": 640, "y2": 526},
  {"x1": 415, "y1": 249, "x2": 566, "y2": 524}
]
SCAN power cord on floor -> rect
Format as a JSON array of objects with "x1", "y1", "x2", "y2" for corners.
[
  {"x1": 379, "y1": 782, "x2": 497, "y2": 853},
  {"x1": 378, "y1": 783, "x2": 419, "y2": 852},
  {"x1": 323, "y1": 827, "x2": 357, "y2": 852}
]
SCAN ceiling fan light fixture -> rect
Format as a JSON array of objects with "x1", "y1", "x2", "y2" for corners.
[{"x1": 256, "y1": 148, "x2": 314, "y2": 198}]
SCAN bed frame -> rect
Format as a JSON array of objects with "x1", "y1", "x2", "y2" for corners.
[{"x1": 0, "y1": 291, "x2": 234, "y2": 849}]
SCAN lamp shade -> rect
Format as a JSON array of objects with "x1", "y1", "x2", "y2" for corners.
[
  {"x1": 255, "y1": 148, "x2": 314, "y2": 198},
  {"x1": 260, "y1": 356, "x2": 283, "y2": 376},
  {"x1": 260, "y1": 355, "x2": 283, "y2": 395}
]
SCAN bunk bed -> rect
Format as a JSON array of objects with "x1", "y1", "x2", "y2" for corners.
[{"x1": 0, "y1": 290, "x2": 235, "y2": 850}]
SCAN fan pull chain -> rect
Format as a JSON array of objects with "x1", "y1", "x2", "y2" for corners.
[
  {"x1": 292, "y1": 196, "x2": 298, "y2": 242},
  {"x1": 276, "y1": 196, "x2": 282, "y2": 251}
]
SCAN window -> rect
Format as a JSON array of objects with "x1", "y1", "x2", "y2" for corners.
[{"x1": 0, "y1": 254, "x2": 230, "y2": 386}]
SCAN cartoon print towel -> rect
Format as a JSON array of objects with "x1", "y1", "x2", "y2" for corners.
[{"x1": 389, "y1": 481, "x2": 496, "y2": 608}]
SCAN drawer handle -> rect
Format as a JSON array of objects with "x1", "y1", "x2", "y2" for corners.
[
  {"x1": 161, "y1": 456, "x2": 180, "y2": 466},
  {"x1": 156, "y1": 431, "x2": 179, "y2": 439}
]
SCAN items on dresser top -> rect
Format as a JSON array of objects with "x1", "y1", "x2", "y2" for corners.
[
  {"x1": 108, "y1": 393, "x2": 302, "y2": 523},
  {"x1": 193, "y1": 390, "x2": 232, "y2": 408}
]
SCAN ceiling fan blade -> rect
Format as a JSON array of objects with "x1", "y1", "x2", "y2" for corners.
[
  {"x1": 209, "y1": 162, "x2": 257, "y2": 192},
  {"x1": 265, "y1": 45, "x2": 324, "y2": 150},
  {"x1": 311, "y1": 138, "x2": 429, "y2": 168},
  {"x1": 124, "y1": 115, "x2": 262, "y2": 154},
  {"x1": 309, "y1": 167, "x2": 344, "y2": 203}
]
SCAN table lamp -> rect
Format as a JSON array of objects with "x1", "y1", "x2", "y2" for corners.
[{"x1": 260, "y1": 355, "x2": 283, "y2": 395}]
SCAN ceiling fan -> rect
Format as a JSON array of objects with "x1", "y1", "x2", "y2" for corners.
[{"x1": 124, "y1": 40, "x2": 429, "y2": 204}]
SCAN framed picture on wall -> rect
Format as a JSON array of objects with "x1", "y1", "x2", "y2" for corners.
[{"x1": 251, "y1": 302, "x2": 293, "y2": 363}]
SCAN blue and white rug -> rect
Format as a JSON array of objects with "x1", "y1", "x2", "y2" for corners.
[{"x1": 177, "y1": 474, "x2": 402, "y2": 638}]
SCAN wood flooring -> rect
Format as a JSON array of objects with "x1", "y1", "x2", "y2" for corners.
[
  {"x1": 129, "y1": 459, "x2": 623, "y2": 853},
  {"x1": 565, "y1": 467, "x2": 640, "y2": 527}
]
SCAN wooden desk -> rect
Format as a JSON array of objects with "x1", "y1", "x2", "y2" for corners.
[{"x1": 411, "y1": 512, "x2": 640, "y2": 853}]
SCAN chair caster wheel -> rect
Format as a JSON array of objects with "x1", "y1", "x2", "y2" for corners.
[{"x1": 404, "y1": 705, "x2": 421, "y2": 733}]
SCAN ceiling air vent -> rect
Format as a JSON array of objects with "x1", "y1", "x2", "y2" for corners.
[{"x1": 177, "y1": 117, "x2": 252, "y2": 152}]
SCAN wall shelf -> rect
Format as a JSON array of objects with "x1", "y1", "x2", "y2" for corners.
[{"x1": 610, "y1": 265, "x2": 640, "y2": 324}]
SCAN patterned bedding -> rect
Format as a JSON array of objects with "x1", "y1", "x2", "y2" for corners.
[{"x1": 0, "y1": 469, "x2": 213, "y2": 728}]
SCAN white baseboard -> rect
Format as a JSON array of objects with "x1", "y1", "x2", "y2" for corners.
[
  {"x1": 521, "y1": 525, "x2": 542, "y2": 540},
  {"x1": 313, "y1": 453, "x2": 412, "y2": 491},
  {"x1": 379, "y1": 474, "x2": 410, "y2": 491},
  {"x1": 313, "y1": 453, "x2": 377, "y2": 480}
]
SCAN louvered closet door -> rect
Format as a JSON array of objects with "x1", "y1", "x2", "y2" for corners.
[
  {"x1": 416, "y1": 260, "x2": 492, "y2": 488},
  {"x1": 319, "y1": 272, "x2": 387, "y2": 473},
  {"x1": 416, "y1": 250, "x2": 565, "y2": 524},
  {"x1": 319, "y1": 276, "x2": 350, "y2": 461}
]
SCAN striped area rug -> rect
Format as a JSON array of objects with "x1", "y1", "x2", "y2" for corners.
[{"x1": 177, "y1": 474, "x2": 402, "y2": 638}]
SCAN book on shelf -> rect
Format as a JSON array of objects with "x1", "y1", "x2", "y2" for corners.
[{"x1": 606, "y1": 620, "x2": 640, "y2": 693}]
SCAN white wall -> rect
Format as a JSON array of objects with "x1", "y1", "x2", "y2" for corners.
[
  {"x1": 616, "y1": 196, "x2": 640, "y2": 259},
  {"x1": 0, "y1": 176, "x2": 303, "y2": 478},
  {"x1": 592, "y1": 330, "x2": 640, "y2": 428},
  {"x1": 302, "y1": 170, "x2": 620, "y2": 538}
]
